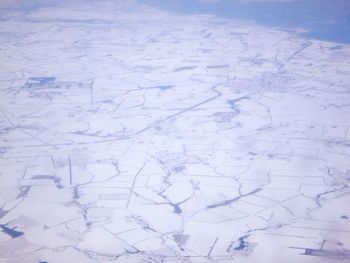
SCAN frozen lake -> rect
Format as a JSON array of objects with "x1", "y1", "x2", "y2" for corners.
[
  {"x1": 0, "y1": 0, "x2": 349, "y2": 262},
  {"x1": 145, "y1": 0, "x2": 350, "y2": 43}
]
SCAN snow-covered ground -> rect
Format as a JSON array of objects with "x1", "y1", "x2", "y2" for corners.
[{"x1": 0, "y1": 1, "x2": 350, "y2": 262}]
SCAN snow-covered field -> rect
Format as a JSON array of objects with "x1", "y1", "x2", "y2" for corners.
[{"x1": 0, "y1": 1, "x2": 350, "y2": 262}]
